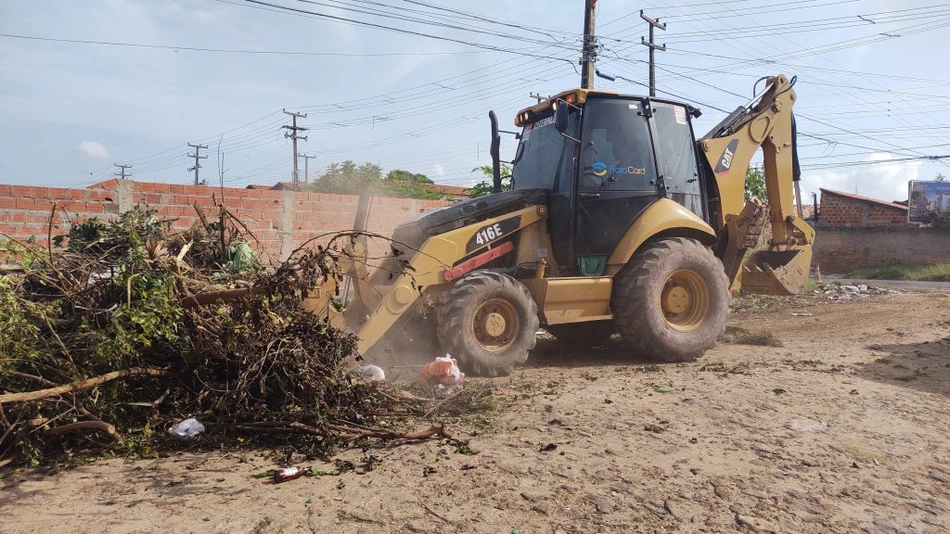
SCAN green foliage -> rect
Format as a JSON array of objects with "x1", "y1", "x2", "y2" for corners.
[
  {"x1": 935, "y1": 173, "x2": 946, "y2": 182},
  {"x1": 745, "y1": 166, "x2": 767, "y2": 202},
  {"x1": 310, "y1": 160, "x2": 381, "y2": 195},
  {"x1": 469, "y1": 164, "x2": 512, "y2": 198},
  {"x1": 378, "y1": 169, "x2": 443, "y2": 200},
  {"x1": 310, "y1": 161, "x2": 445, "y2": 199},
  {"x1": 849, "y1": 262, "x2": 950, "y2": 282}
]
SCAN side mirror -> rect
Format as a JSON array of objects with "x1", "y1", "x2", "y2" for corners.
[{"x1": 555, "y1": 104, "x2": 569, "y2": 134}]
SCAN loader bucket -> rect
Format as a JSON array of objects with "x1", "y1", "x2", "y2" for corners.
[{"x1": 740, "y1": 246, "x2": 813, "y2": 296}]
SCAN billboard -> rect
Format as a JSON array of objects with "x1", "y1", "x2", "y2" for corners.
[{"x1": 908, "y1": 180, "x2": 950, "y2": 223}]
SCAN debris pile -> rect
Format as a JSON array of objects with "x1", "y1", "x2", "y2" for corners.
[
  {"x1": 814, "y1": 282, "x2": 900, "y2": 301},
  {"x1": 0, "y1": 206, "x2": 451, "y2": 468}
]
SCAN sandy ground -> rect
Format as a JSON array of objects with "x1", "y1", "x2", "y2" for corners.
[{"x1": 2, "y1": 290, "x2": 949, "y2": 534}]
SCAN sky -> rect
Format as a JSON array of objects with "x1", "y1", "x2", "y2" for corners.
[{"x1": 1, "y1": 0, "x2": 948, "y2": 202}]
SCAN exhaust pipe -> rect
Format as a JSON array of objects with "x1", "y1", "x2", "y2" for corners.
[{"x1": 489, "y1": 110, "x2": 502, "y2": 194}]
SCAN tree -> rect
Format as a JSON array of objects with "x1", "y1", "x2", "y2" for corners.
[
  {"x1": 378, "y1": 170, "x2": 442, "y2": 199},
  {"x1": 935, "y1": 173, "x2": 946, "y2": 182},
  {"x1": 469, "y1": 164, "x2": 512, "y2": 198},
  {"x1": 310, "y1": 162, "x2": 447, "y2": 199},
  {"x1": 745, "y1": 166, "x2": 767, "y2": 203},
  {"x1": 310, "y1": 160, "x2": 381, "y2": 195}
]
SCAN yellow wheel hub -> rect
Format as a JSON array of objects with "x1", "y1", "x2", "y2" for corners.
[
  {"x1": 660, "y1": 270, "x2": 709, "y2": 333},
  {"x1": 485, "y1": 313, "x2": 507, "y2": 337},
  {"x1": 473, "y1": 299, "x2": 519, "y2": 352}
]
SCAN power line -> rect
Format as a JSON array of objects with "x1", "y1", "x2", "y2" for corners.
[{"x1": 0, "y1": 33, "x2": 491, "y2": 57}]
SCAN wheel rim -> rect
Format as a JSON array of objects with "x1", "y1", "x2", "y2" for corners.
[
  {"x1": 472, "y1": 298, "x2": 520, "y2": 352},
  {"x1": 660, "y1": 269, "x2": 710, "y2": 333}
]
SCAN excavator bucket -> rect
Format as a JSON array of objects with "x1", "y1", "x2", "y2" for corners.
[{"x1": 741, "y1": 246, "x2": 813, "y2": 296}]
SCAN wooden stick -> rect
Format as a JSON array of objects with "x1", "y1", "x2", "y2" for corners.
[
  {"x1": 0, "y1": 368, "x2": 168, "y2": 404},
  {"x1": 329, "y1": 423, "x2": 451, "y2": 441},
  {"x1": 45, "y1": 420, "x2": 122, "y2": 442}
]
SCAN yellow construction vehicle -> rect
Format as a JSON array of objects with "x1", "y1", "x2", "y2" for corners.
[{"x1": 311, "y1": 74, "x2": 814, "y2": 377}]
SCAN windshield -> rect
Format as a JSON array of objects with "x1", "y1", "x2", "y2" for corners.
[
  {"x1": 512, "y1": 114, "x2": 572, "y2": 191},
  {"x1": 580, "y1": 98, "x2": 657, "y2": 191}
]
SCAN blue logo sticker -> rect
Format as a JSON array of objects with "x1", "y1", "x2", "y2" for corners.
[{"x1": 592, "y1": 162, "x2": 608, "y2": 176}]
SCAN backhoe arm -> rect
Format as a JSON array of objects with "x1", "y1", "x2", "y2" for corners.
[{"x1": 699, "y1": 74, "x2": 816, "y2": 295}]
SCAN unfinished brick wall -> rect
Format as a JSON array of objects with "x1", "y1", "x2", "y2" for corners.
[
  {"x1": 818, "y1": 190, "x2": 908, "y2": 229},
  {"x1": 0, "y1": 180, "x2": 453, "y2": 261},
  {"x1": 813, "y1": 227, "x2": 950, "y2": 274}
]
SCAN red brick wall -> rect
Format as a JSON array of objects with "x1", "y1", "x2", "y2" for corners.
[
  {"x1": 818, "y1": 192, "x2": 908, "y2": 228},
  {"x1": 813, "y1": 227, "x2": 950, "y2": 274},
  {"x1": 0, "y1": 181, "x2": 453, "y2": 261}
]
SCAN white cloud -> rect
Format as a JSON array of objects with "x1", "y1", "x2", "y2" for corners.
[
  {"x1": 78, "y1": 141, "x2": 110, "y2": 160},
  {"x1": 802, "y1": 152, "x2": 923, "y2": 202}
]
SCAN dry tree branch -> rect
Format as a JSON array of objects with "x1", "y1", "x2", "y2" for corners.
[
  {"x1": 0, "y1": 368, "x2": 169, "y2": 404},
  {"x1": 45, "y1": 421, "x2": 121, "y2": 442}
]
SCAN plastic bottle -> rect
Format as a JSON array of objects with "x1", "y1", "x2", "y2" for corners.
[{"x1": 273, "y1": 466, "x2": 312, "y2": 483}]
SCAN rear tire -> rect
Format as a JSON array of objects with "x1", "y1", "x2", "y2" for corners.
[
  {"x1": 546, "y1": 321, "x2": 616, "y2": 348},
  {"x1": 612, "y1": 237, "x2": 730, "y2": 362},
  {"x1": 437, "y1": 271, "x2": 540, "y2": 377}
]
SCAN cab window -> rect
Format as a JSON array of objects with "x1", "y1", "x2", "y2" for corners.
[{"x1": 579, "y1": 99, "x2": 657, "y2": 191}]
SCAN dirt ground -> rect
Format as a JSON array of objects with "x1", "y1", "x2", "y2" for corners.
[{"x1": 3, "y1": 290, "x2": 949, "y2": 534}]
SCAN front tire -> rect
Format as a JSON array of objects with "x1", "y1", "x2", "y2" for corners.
[
  {"x1": 612, "y1": 237, "x2": 730, "y2": 362},
  {"x1": 437, "y1": 271, "x2": 539, "y2": 377}
]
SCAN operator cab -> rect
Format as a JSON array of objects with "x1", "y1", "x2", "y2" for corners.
[{"x1": 511, "y1": 90, "x2": 705, "y2": 275}]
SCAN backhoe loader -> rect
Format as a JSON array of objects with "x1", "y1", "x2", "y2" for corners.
[{"x1": 310, "y1": 74, "x2": 815, "y2": 377}]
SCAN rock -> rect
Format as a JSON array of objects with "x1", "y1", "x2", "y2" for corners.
[
  {"x1": 787, "y1": 418, "x2": 826, "y2": 432},
  {"x1": 532, "y1": 502, "x2": 552, "y2": 515},
  {"x1": 928, "y1": 470, "x2": 950, "y2": 484},
  {"x1": 592, "y1": 495, "x2": 615, "y2": 513},
  {"x1": 345, "y1": 508, "x2": 385, "y2": 524},
  {"x1": 520, "y1": 491, "x2": 547, "y2": 503},
  {"x1": 405, "y1": 521, "x2": 429, "y2": 533},
  {"x1": 663, "y1": 499, "x2": 681, "y2": 519},
  {"x1": 735, "y1": 513, "x2": 780, "y2": 533}
]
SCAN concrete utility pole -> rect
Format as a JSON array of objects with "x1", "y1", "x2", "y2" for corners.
[
  {"x1": 187, "y1": 143, "x2": 208, "y2": 185},
  {"x1": 113, "y1": 163, "x2": 132, "y2": 180},
  {"x1": 640, "y1": 10, "x2": 667, "y2": 97},
  {"x1": 299, "y1": 153, "x2": 316, "y2": 186},
  {"x1": 580, "y1": 0, "x2": 598, "y2": 89},
  {"x1": 282, "y1": 109, "x2": 309, "y2": 191}
]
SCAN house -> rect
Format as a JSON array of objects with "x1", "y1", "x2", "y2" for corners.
[{"x1": 817, "y1": 188, "x2": 908, "y2": 228}]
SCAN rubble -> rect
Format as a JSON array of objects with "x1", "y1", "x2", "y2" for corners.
[{"x1": 813, "y1": 282, "x2": 900, "y2": 301}]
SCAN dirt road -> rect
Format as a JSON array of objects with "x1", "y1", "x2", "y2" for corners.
[{"x1": 3, "y1": 291, "x2": 949, "y2": 533}]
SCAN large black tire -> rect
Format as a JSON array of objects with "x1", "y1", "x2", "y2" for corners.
[
  {"x1": 546, "y1": 321, "x2": 616, "y2": 348},
  {"x1": 612, "y1": 237, "x2": 730, "y2": 362},
  {"x1": 437, "y1": 271, "x2": 540, "y2": 377}
]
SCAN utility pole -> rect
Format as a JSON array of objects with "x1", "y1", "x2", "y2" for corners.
[
  {"x1": 282, "y1": 109, "x2": 309, "y2": 191},
  {"x1": 580, "y1": 0, "x2": 598, "y2": 89},
  {"x1": 640, "y1": 10, "x2": 667, "y2": 97},
  {"x1": 113, "y1": 163, "x2": 132, "y2": 180},
  {"x1": 187, "y1": 143, "x2": 208, "y2": 185},
  {"x1": 299, "y1": 153, "x2": 316, "y2": 186}
]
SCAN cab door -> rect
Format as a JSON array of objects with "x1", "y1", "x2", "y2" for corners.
[{"x1": 574, "y1": 98, "x2": 662, "y2": 275}]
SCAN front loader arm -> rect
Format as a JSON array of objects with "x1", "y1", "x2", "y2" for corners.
[{"x1": 699, "y1": 74, "x2": 815, "y2": 295}]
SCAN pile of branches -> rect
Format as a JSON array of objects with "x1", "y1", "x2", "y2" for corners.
[{"x1": 0, "y1": 205, "x2": 431, "y2": 468}]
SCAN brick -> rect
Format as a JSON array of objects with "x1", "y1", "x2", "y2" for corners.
[
  {"x1": 0, "y1": 197, "x2": 15, "y2": 210},
  {"x1": 15, "y1": 198, "x2": 35, "y2": 210}
]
